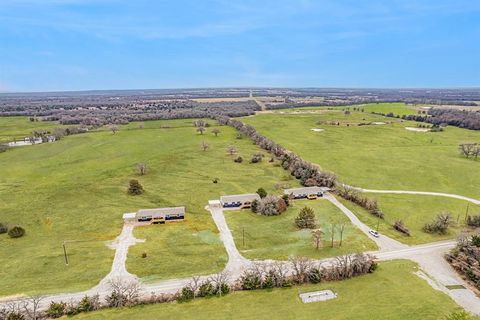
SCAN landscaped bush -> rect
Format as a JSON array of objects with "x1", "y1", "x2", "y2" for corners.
[
  {"x1": 47, "y1": 301, "x2": 67, "y2": 318},
  {"x1": 250, "y1": 153, "x2": 263, "y2": 163},
  {"x1": 0, "y1": 223, "x2": 7, "y2": 234},
  {"x1": 198, "y1": 282, "x2": 215, "y2": 297},
  {"x1": 178, "y1": 287, "x2": 195, "y2": 302},
  {"x1": 239, "y1": 270, "x2": 263, "y2": 290},
  {"x1": 256, "y1": 188, "x2": 267, "y2": 198},
  {"x1": 0, "y1": 144, "x2": 8, "y2": 153},
  {"x1": 67, "y1": 295, "x2": 101, "y2": 315},
  {"x1": 466, "y1": 215, "x2": 480, "y2": 227},
  {"x1": 256, "y1": 195, "x2": 287, "y2": 216},
  {"x1": 234, "y1": 156, "x2": 243, "y2": 163},
  {"x1": 423, "y1": 213, "x2": 452, "y2": 234},
  {"x1": 393, "y1": 220, "x2": 410, "y2": 236},
  {"x1": 471, "y1": 235, "x2": 480, "y2": 247},
  {"x1": 8, "y1": 226, "x2": 25, "y2": 238},
  {"x1": 251, "y1": 199, "x2": 258, "y2": 213},
  {"x1": 295, "y1": 207, "x2": 317, "y2": 229},
  {"x1": 128, "y1": 179, "x2": 144, "y2": 195}
]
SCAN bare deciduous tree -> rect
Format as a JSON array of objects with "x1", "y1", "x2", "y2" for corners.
[
  {"x1": 110, "y1": 124, "x2": 119, "y2": 134},
  {"x1": 208, "y1": 271, "x2": 229, "y2": 296},
  {"x1": 21, "y1": 296, "x2": 43, "y2": 320},
  {"x1": 196, "y1": 127, "x2": 205, "y2": 135},
  {"x1": 106, "y1": 279, "x2": 142, "y2": 307},
  {"x1": 211, "y1": 128, "x2": 220, "y2": 136},
  {"x1": 289, "y1": 256, "x2": 313, "y2": 284},
  {"x1": 227, "y1": 145, "x2": 237, "y2": 155},
  {"x1": 187, "y1": 276, "x2": 202, "y2": 299},
  {"x1": 136, "y1": 163, "x2": 147, "y2": 175},
  {"x1": 311, "y1": 229, "x2": 324, "y2": 250},
  {"x1": 201, "y1": 141, "x2": 209, "y2": 151}
]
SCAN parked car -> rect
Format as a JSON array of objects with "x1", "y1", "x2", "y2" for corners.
[{"x1": 369, "y1": 230, "x2": 379, "y2": 238}]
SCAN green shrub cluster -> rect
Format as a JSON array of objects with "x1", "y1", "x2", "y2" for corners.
[{"x1": 8, "y1": 226, "x2": 25, "y2": 238}]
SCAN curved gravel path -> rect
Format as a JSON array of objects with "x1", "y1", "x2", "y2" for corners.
[{"x1": 355, "y1": 187, "x2": 480, "y2": 205}]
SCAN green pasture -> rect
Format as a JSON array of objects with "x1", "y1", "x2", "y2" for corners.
[
  {"x1": 243, "y1": 105, "x2": 480, "y2": 199},
  {"x1": 0, "y1": 118, "x2": 294, "y2": 296},
  {"x1": 225, "y1": 199, "x2": 377, "y2": 260}
]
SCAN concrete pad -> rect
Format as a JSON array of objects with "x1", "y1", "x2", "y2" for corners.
[{"x1": 299, "y1": 290, "x2": 337, "y2": 303}]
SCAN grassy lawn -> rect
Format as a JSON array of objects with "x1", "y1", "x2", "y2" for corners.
[
  {"x1": 70, "y1": 260, "x2": 462, "y2": 320},
  {"x1": 264, "y1": 103, "x2": 420, "y2": 116},
  {"x1": 0, "y1": 116, "x2": 64, "y2": 143},
  {"x1": 224, "y1": 199, "x2": 377, "y2": 260},
  {"x1": 242, "y1": 106, "x2": 480, "y2": 199},
  {"x1": 338, "y1": 194, "x2": 480, "y2": 245},
  {"x1": 357, "y1": 102, "x2": 421, "y2": 116},
  {"x1": 0, "y1": 118, "x2": 297, "y2": 297}
]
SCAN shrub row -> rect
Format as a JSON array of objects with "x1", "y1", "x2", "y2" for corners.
[
  {"x1": 335, "y1": 186, "x2": 384, "y2": 219},
  {"x1": 238, "y1": 254, "x2": 376, "y2": 290},
  {"x1": 216, "y1": 116, "x2": 336, "y2": 188}
]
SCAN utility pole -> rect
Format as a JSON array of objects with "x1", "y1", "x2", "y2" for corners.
[
  {"x1": 465, "y1": 203, "x2": 470, "y2": 222},
  {"x1": 339, "y1": 224, "x2": 345, "y2": 247},
  {"x1": 331, "y1": 224, "x2": 335, "y2": 248},
  {"x1": 62, "y1": 241, "x2": 69, "y2": 265},
  {"x1": 242, "y1": 227, "x2": 245, "y2": 248},
  {"x1": 376, "y1": 217, "x2": 380, "y2": 233}
]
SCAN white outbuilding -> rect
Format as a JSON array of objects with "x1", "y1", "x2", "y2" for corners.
[{"x1": 284, "y1": 186, "x2": 329, "y2": 200}]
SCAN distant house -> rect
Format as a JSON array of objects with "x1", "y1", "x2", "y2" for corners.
[
  {"x1": 123, "y1": 206, "x2": 185, "y2": 224},
  {"x1": 284, "y1": 186, "x2": 329, "y2": 200},
  {"x1": 220, "y1": 193, "x2": 261, "y2": 209}
]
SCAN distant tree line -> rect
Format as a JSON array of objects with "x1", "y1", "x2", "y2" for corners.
[
  {"x1": 375, "y1": 108, "x2": 480, "y2": 131},
  {"x1": 0, "y1": 100, "x2": 259, "y2": 126}
]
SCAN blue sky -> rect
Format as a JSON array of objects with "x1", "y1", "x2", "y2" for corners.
[{"x1": 0, "y1": 0, "x2": 479, "y2": 92}]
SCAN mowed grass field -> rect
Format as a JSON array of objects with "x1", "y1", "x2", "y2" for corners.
[
  {"x1": 0, "y1": 118, "x2": 296, "y2": 296},
  {"x1": 70, "y1": 260, "x2": 462, "y2": 320},
  {"x1": 242, "y1": 104, "x2": 480, "y2": 199},
  {"x1": 225, "y1": 199, "x2": 377, "y2": 260},
  {"x1": 270, "y1": 102, "x2": 420, "y2": 116},
  {"x1": 339, "y1": 194, "x2": 480, "y2": 245}
]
